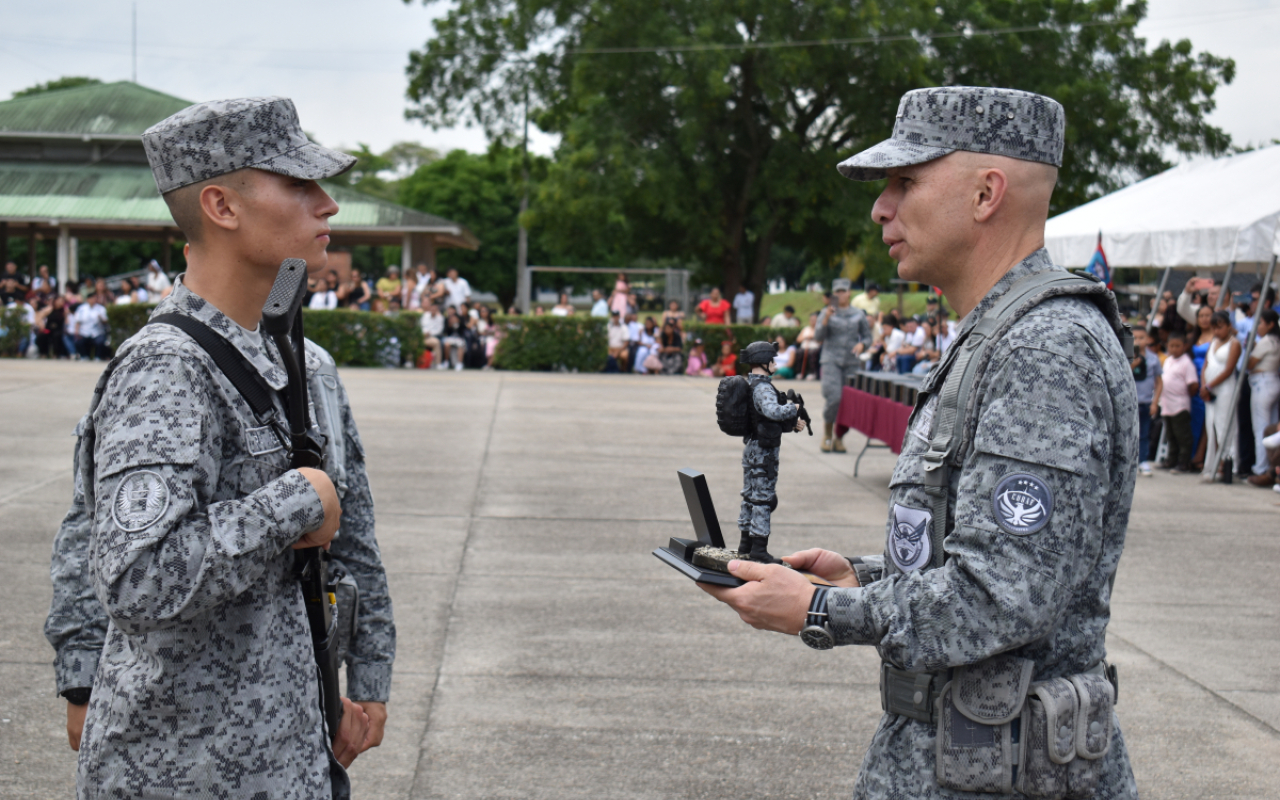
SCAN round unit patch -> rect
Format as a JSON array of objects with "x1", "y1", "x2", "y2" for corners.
[
  {"x1": 112, "y1": 470, "x2": 171, "y2": 533},
  {"x1": 992, "y1": 473, "x2": 1053, "y2": 535},
  {"x1": 889, "y1": 504, "x2": 933, "y2": 572}
]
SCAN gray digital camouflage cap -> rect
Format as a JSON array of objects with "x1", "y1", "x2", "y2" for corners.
[
  {"x1": 142, "y1": 97, "x2": 356, "y2": 194},
  {"x1": 837, "y1": 86, "x2": 1065, "y2": 182}
]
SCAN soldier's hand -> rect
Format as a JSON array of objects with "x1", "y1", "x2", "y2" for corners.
[
  {"x1": 795, "y1": 418, "x2": 807, "y2": 433},
  {"x1": 784, "y1": 548, "x2": 860, "y2": 588},
  {"x1": 295, "y1": 467, "x2": 342, "y2": 549},
  {"x1": 852, "y1": 343, "x2": 865, "y2": 355},
  {"x1": 359, "y1": 702, "x2": 388, "y2": 752},
  {"x1": 66, "y1": 701, "x2": 87, "y2": 751},
  {"x1": 698, "y1": 559, "x2": 813, "y2": 635},
  {"x1": 332, "y1": 697, "x2": 371, "y2": 768}
]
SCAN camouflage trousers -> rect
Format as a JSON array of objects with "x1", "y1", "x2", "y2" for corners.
[
  {"x1": 738, "y1": 441, "x2": 779, "y2": 538},
  {"x1": 821, "y1": 361, "x2": 861, "y2": 424}
]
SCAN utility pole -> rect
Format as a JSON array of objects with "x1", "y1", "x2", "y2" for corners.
[
  {"x1": 516, "y1": 82, "x2": 531, "y2": 314},
  {"x1": 131, "y1": 3, "x2": 137, "y2": 83}
]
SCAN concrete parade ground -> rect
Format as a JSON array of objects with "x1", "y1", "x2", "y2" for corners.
[{"x1": 1, "y1": 359, "x2": 1278, "y2": 799}]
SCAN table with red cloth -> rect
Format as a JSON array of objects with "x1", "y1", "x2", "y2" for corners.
[{"x1": 836, "y1": 385, "x2": 914, "y2": 475}]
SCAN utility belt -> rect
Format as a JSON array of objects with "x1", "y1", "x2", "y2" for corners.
[{"x1": 880, "y1": 655, "x2": 1119, "y2": 799}]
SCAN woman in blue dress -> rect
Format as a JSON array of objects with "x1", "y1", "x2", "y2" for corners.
[{"x1": 1190, "y1": 304, "x2": 1214, "y2": 468}]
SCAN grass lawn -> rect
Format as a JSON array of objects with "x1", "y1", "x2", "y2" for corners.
[{"x1": 759, "y1": 290, "x2": 941, "y2": 322}]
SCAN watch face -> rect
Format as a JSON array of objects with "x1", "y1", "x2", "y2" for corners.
[{"x1": 800, "y1": 626, "x2": 835, "y2": 650}]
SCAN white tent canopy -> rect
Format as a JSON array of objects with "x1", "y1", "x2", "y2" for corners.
[{"x1": 1044, "y1": 144, "x2": 1280, "y2": 269}]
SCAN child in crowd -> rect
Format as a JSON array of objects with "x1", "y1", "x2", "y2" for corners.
[
  {"x1": 1156, "y1": 333, "x2": 1199, "y2": 473},
  {"x1": 711, "y1": 338, "x2": 737, "y2": 378},
  {"x1": 1132, "y1": 327, "x2": 1163, "y2": 477},
  {"x1": 686, "y1": 339, "x2": 712, "y2": 376}
]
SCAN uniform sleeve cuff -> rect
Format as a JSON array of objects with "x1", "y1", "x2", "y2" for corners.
[
  {"x1": 54, "y1": 648, "x2": 100, "y2": 695},
  {"x1": 255, "y1": 470, "x2": 327, "y2": 551},
  {"x1": 827, "y1": 586, "x2": 878, "y2": 646},
  {"x1": 346, "y1": 662, "x2": 393, "y2": 703}
]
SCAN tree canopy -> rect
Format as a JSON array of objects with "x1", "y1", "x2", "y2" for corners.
[
  {"x1": 11, "y1": 76, "x2": 102, "y2": 99},
  {"x1": 404, "y1": 0, "x2": 1233, "y2": 305}
]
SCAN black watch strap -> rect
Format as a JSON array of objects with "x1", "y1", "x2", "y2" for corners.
[
  {"x1": 800, "y1": 586, "x2": 835, "y2": 650},
  {"x1": 61, "y1": 687, "x2": 92, "y2": 706}
]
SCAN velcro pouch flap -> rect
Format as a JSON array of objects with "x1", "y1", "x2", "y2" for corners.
[
  {"x1": 1070, "y1": 673, "x2": 1115, "y2": 760},
  {"x1": 1031, "y1": 678, "x2": 1079, "y2": 765},
  {"x1": 953, "y1": 654, "x2": 1034, "y2": 725}
]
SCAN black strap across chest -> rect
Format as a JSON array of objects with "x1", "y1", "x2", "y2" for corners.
[{"x1": 148, "y1": 313, "x2": 277, "y2": 419}]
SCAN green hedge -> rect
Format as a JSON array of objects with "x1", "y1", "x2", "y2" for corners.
[
  {"x1": 105, "y1": 304, "x2": 424, "y2": 368},
  {"x1": 0, "y1": 306, "x2": 32, "y2": 357},
  {"x1": 492, "y1": 315, "x2": 608, "y2": 372},
  {"x1": 682, "y1": 322, "x2": 795, "y2": 356}
]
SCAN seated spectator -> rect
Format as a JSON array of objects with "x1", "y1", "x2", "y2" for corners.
[
  {"x1": 308, "y1": 276, "x2": 338, "y2": 309},
  {"x1": 697, "y1": 288, "x2": 731, "y2": 325},
  {"x1": 420, "y1": 302, "x2": 445, "y2": 368},
  {"x1": 408, "y1": 263, "x2": 434, "y2": 309},
  {"x1": 852, "y1": 283, "x2": 881, "y2": 315},
  {"x1": 657, "y1": 319, "x2": 684, "y2": 375},
  {"x1": 895, "y1": 315, "x2": 927, "y2": 373},
  {"x1": 441, "y1": 267, "x2": 471, "y2": 310},
  {"x1": 32, "y1": 264, "x2": 57, "y2": 296},
  {"x1": 441, "y1": 307, "x2": 468, "y2": 370},
  {"x1": 376, "y1": 266, "x2": 401, "y2": 303},
  {"x1": 795, "y1": 312, "x2": 821, "y2": 380},
  {"x1": 607, "y1": 310, "x2": 630, "y2": 372},
  {"x1": 6, "y1": 291, "x2": 36, "y2": 356},
  {"x1": 145, "y1": 260, "x2": 172, "y2": 297},
  {"x1": 711, "y1": 338, "x2": 738, "y2": 378},
  {"x1": 35, "y1": 295, "x2": 71, "y2": 359},
  {"x1": 867, "y1": 314, "x2": 904, "y2": 372},
  {"x1": 636, "y1": 317, "x2": 660, "y2": 374},
  {"x1": 551, "y1": 293, "x2": 575, "y2": 316},
  {"x1": 662, "y1": 300, "x2": 685, "y2": 331},
  {"x1": 476, "y1": 305, "x2": 499, "y2": 368},
  {"x1": 533, "y1": 306, "x2": 546, "y2": 316},
  {"x1": 626, "y1": 312, "x2": 642, "y2": 372},
  {"x1": 93, "y1": 278, "x2": 114, "y2": 305},
  {"x1": 590, "y1": 289, "x2": 609, "y2": 318},
  {"x1": 911, "y1": 317, "x2": 943, "y2": 375},
  {"x1": 686, "y1": 338, "x2": 712, "y2": 376},
  {"x1": 772, "y1": 336, "x2": 797, "y2": 379},
  {"x1": 770, "y1": 305, "x2": 801, "y2": 328}
]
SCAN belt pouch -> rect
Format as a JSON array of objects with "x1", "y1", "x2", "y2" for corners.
[
  {"x1": 1065, "y1": 673, "x2": 1116, "y2": 799},
  {"x1": 1015, "y1": 677, "x2": 1077, "y2": 799},
  {"x1": 935, "y1": 654, "x2": 1033, "y2": 794}
]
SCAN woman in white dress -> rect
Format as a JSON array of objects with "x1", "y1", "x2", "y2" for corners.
[{"x1": 1199, "y1": 310, "x2": 1242, "y2": 481}]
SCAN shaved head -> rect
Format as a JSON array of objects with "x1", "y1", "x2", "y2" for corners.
[{"x1": 162, "y1": 169, "x2": 257, "y2": 244}]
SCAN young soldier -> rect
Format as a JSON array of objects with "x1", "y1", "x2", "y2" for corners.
[
  {"x1": 735, "y1": 341, "x2": 808, "y2": 563},
  {"x1": 703, "y1": 87, "x2": 1139, "y2": 799},
  {"x1": 44, "y1": 97, "x2": 395, "y2": 799}
]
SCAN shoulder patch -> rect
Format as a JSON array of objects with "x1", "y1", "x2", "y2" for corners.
[
  {"x1": 889, "y1": 504, "x2": 932, "y2": 572},
  {"x1": 992, "y1": 473, "x2": 1053, "y2": 535},
  {"x1": 112, "y1": 470, "x2": 171, "y2": 533}
]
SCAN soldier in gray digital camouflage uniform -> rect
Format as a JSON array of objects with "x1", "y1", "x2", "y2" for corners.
[
  {"x1": 703, "y1": 87, "x2": 1139, "y2": 799},
  {"x1": 736, "y1": 341, "x2": 808, "y2": 564},
  {"x1": 42, "y1": 96, "x2": 394, "y2": 799},
  {"x1": 815, "y1": 277, "x2": 874, "y2": 452}
]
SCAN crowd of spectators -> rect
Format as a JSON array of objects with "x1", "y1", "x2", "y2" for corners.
[{"x1": 1, "y1": 259, "x2": 175, "y2": 360}]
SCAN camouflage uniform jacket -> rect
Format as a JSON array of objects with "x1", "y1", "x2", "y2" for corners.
[
  {"x1": 44, "y1": 280, "x2": 394, "y2": 799},
  {"x1": 826, "y1": 250, "x2": 1139, "y2": 798},
  {"x1": 813, "y1": 306, "x2": 873, "y2": 366}
]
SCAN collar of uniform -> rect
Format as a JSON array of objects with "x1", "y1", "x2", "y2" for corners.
[
  {"x1": 956, "y1": 247, "x2": 1060, "y2": 339},
  {"x1": 150, "y1": 277, "x2": 289, "y2": 390}
]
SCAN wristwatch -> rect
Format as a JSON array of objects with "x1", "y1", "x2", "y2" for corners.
[
  {"x1": 799, "y1": 586, "x2": 835, "y2": 650},
  {"x1": 60, "y1": 687, "x2": 92, "y2": 706}
]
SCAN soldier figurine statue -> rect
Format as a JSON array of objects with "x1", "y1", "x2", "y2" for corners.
[{"x1": 725, "y1": 341, "x2": 809, "y2": 564}]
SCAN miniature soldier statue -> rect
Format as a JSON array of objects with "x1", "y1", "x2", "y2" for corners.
[{"x1": 736, "y1": 341, "x2": 808, "y2": 564}]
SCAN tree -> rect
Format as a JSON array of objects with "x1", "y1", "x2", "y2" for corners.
[
  {"x1": 397, "y1": 146, "x2": 548, "y2": 307},
  {"x1": 338, "y1": 141, "x2": 440, "y2": 202},
  {"x1": 12, "y1": 76, "x2": 102, "y2": 98},
  {"x1": 404, "y1": 0, "x2": 1233, "y2": 309}
]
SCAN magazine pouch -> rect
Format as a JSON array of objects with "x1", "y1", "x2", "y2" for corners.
[
  {"x1": 1065, "y1": 673, "x2": 1116, "y2": 798},
  {"x1": 1015, "y1": 677, "x2": 1076, "y2": 799},
  {"x1": 935, "y1": 654, "x2": 1033, "y2": 794}
]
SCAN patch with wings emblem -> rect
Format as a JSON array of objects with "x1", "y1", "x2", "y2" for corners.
[
  {"x1": 889, "y1": 504, "x2": 933, "y2": 572},
  {"x1": 112, "y1": 470, "x2": 171, "y2": 533},
  {"x1": 992, "y1": 473, "x2": 1053, "y2": 535}
]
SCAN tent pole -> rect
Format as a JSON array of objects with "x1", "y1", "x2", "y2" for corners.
[
  {"x1": 1216, "y1": 261, "x2": 1235, "y2": 311},
  {"x1": 1213, "y1": 253, "x2": 1277, "y2": 480},
  {"x1": 1148, "y1": 267, "x2": 1172, "y2": 327}
]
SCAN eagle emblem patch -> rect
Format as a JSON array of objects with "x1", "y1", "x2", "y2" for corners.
[
  {"x1": 112, "y1": 470, "x2": 171, "y2": 533},
  {"x1": 889, "y1": 504, "x2": 932, "y2": 572},
  {"x1": 993, "y1": 473, "x2": 1053, "y2": 535}
]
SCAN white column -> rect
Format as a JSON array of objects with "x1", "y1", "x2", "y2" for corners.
[
  {"x1": 69, "y1": 235, "x2": 79, "y2": 282},
  {"x1": 401, "y1": 233, "x2": 412, "y2": 276},
  {"x1": 55, "y1": 224, "x2": 70, "y2": 289}
]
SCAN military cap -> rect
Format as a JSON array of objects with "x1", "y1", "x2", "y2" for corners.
[
  {"x1": 832, "y1": 278, "x2": 852, "y2": 292},
  {"x1": 142, "y1": 97, "x2": 356, "y2": 194},
  {"x1": 838, "y1": 86, "x2": 1064, "y2": 181}
]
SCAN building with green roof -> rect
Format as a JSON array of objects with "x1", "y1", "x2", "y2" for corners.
[{"x1": 0, "y1": 81, "x2": 477, "y2": 286}]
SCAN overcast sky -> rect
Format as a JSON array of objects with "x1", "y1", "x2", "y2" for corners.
[{"x1": 0, "y1": 0, "x2": 1276, "y2": 161}]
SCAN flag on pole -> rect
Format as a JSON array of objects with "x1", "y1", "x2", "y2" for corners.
[{"x1": 1086, "y1": 231, "x2": 1110, "y2": 288}]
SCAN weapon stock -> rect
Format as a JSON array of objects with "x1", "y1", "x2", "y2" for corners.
[{"x1": 265, "y1": 259, "x2": 343, "y2": 739}]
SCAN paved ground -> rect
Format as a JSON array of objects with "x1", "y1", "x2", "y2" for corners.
[{"x1": 1, "y1": 360, "x2": 1277, "y2": 799}]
